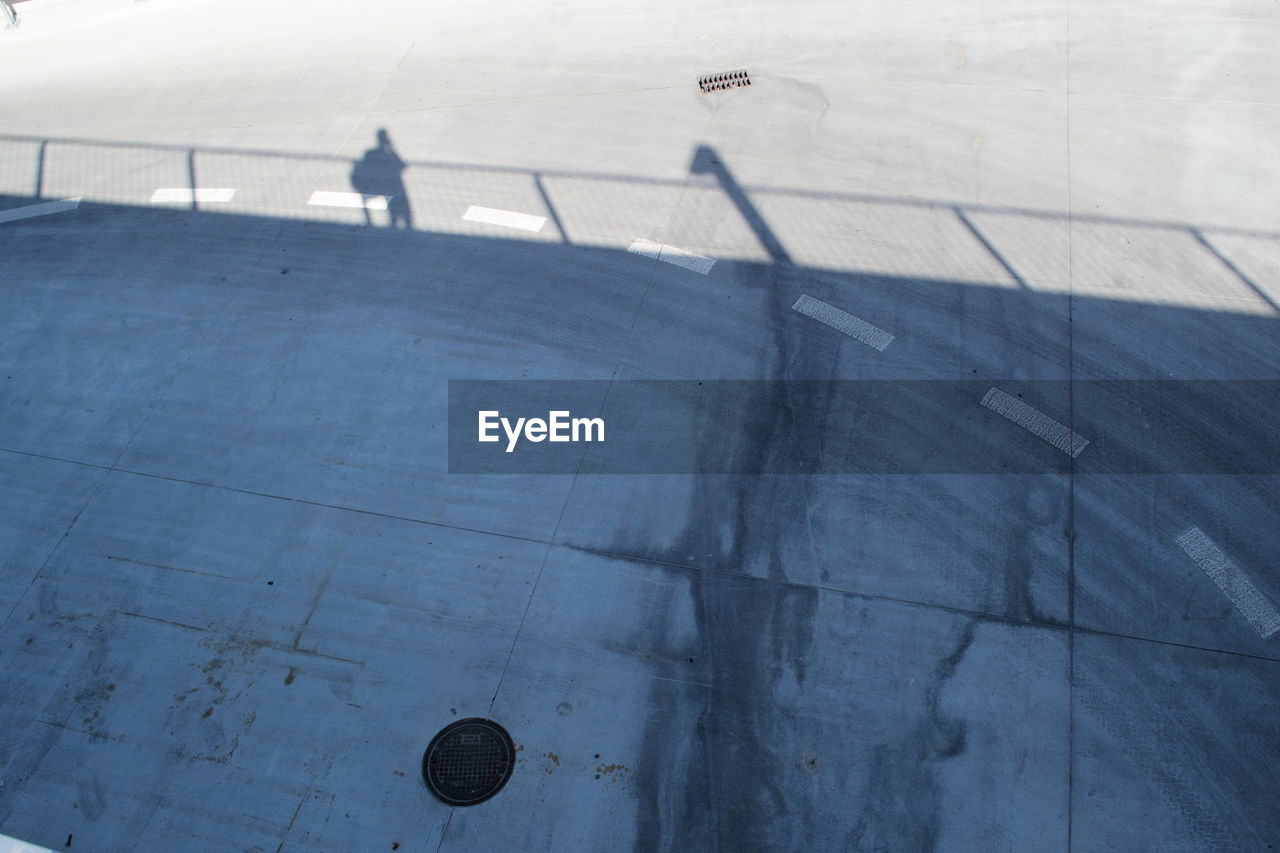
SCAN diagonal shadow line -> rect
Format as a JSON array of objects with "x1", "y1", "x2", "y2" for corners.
[
  {"x1": 33, "y1": 139, "x2": 45, "y2": 199},
  {"x1": 1191, "y1": 228, "x2": 1280, "y2": 315},
  {"x1": 187, "y1": 149, "x2": 198, "y2": 212},
  {"x1": 689, "y1": 144, "x2": 791, "y2": 265},
  {"x1": 954, "y1": 207, "x2": 1028, "y2": 289},
  {"x1": 534, "y1": 174, "x2": 570, "y2": 245}
]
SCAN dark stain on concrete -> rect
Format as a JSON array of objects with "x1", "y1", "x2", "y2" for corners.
[
  {"x1": 630, "y1": 260, "x2": 828, "y2": 852},
  {"x1": 847, "y1": 619, "x2": 975, "y2": 852}
]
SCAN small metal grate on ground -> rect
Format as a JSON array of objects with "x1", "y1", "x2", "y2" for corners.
[
  {"x1": 699, "y1": 69, "x2": 751, "y2": 93},
  {"x1": 422, "y1": 718, "x2": 515, "y2": 806}
]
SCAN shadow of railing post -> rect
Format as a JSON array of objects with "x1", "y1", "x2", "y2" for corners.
[
  {"x1": 33, "y1": 139, "x2": 45, "y2": 199},
  {"x1": 953, "y1": 206, "x2": 1028, "y2": 289},
  {"x1": 690, "y1": 144, "x2": 791, "y2": 265},
  {"x1": 1191, "y1": 228, "x2": 1280, "y2": 315},
  {"x1": 534, "y1": 173, "x2": 571, "y2": 245},
  {"x1": 187, "y1": 149, "x2": 198, "y2": 211}
]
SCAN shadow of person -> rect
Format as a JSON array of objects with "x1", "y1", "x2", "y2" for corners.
[{"x1": 350, "y1": 128, "x2": 413, "y2": 229}]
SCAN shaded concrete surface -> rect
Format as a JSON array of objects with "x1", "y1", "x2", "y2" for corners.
[
  {"x1": 476, "y1": 550, "x2": 1067, "y2": 852},
  {"x1": 1, "y1": 1, "x2": 1278, "y2": 851},
  {"x1": 1073, "y1": 633, "x2": 1280, "y2": 852}
]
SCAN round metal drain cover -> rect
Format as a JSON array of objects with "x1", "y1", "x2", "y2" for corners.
[{"x1": 422, "y1": 718, "x2": 515, "y2": 806}]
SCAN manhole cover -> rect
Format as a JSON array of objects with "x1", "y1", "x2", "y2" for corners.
[{"x1": 422, "y1": 718, "x2": 515, "y2": 806}]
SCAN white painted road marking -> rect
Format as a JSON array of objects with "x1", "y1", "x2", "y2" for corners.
[
  {"x1": 628, "y1": 237, "x2": 716, "y2": 276},
  {"x1": 0, "y1": 197, "x2": 80, "y2": 224},
  {"x1": 307, "y1": 190, "x2": 389, "y2": 210},
  {"x1": 1176, "y1": 527, "x2": 1280, "y2": 639},
  {"x1": 150, "y1": 187, "x2": 236, "y2": 203},
  {"x1": 790, "y1": 294, "x2": 895, "y2": 351},
  {"x1": 0, "y1": 831, "x2": 55, "y2": 853},
  {"x1": 981, "y1": 387, "x2": 1089, "y2": 458},
  {"x1": 463, "y1": 205, "x2": 547, "y2": 233}
]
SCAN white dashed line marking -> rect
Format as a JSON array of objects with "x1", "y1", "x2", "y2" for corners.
[
  {"x1": 0, "y1": 197, "x2": 80, "y2": 224},
  {"x1": 1176, "y1": 527, "x2": 1280, "y2": 639},
  {"x1": 150, "y1": 188, "x2": 236, "y2": 203},
  {"x1": 628, "y1": 238, "x2": 716, "y2": 275},
  {"x1": 981, "y1": 387, "x2": 1089, "y2": 458},
  {"x1": 0, "y1": 830, "x2": 55, "y2": 853},
  {"x1": 790, "y1": 294, "x2": 895, "y2": 351},
  {"x1": 307, "y1": 190, "x2": 389, "y2": 210},
  {"x1": 463, "y1": 205, "x2": 547, "y2": 233}
]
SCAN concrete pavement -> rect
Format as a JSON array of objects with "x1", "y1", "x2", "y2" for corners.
[{"x1": 1, "y1": 0, "x2": 1278, "y2": 850}]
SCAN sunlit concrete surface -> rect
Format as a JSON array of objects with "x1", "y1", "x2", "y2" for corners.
[{"x1": 1, "y1": 0, "x2": 1278, "y2": 850}]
